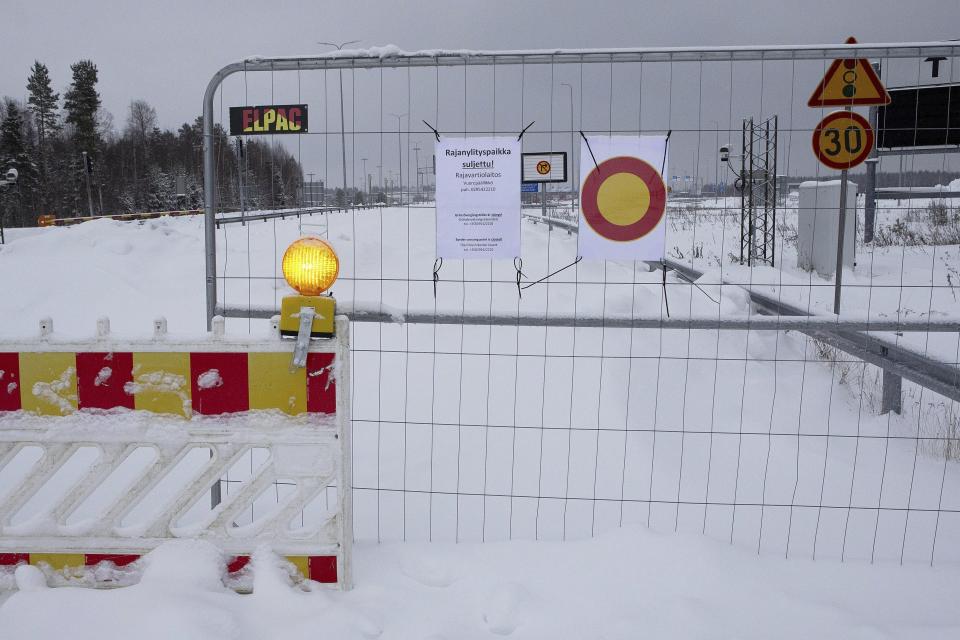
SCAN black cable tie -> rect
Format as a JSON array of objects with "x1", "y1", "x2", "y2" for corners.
[
  {"x1": 660, "y1": 129, "x2": 672, "y2": 175},
  {"x1": 423, "y1": 120, "x2": 441, "y2": 142},
  {"x1": 432, "y1": 257, "x2": 443, "y2": 298},
  {"x1": 580, "y1": 131, "x2": 601, "y2": 176},
  {"x1": 514, "y1": 257, "x2": 525, "y2": 298},
  {"x1": 521, "y1": 256, "x2": 583, "y2": 291},
  {"x1": 517, "y1": 120, "x2": 536, "y2": 141},
  {"x1": 662, "y1": 264, "x2": 671, "y2": 318}
]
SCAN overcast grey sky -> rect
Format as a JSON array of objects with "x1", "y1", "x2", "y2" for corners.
[
  {"x1": 3, "y1": 0, "x2": 957, "y2": 128},
  {"x1": 2, "y1": 0, "x2": 959, "y2": 185}
]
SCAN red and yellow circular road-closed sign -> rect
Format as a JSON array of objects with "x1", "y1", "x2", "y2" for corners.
[
  {"x1": 812, "y1": 110, "x2": 874, "y2": 171},
  {"x1": 581, "y1": 156, "x2": 667, "y2": 242}
]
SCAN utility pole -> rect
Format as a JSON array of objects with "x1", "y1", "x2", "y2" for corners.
[
  {"x1": 361, "y1": 158, "x2": 368, "y2": 199},
  {"x1": 81, "y1": 151, "x2": 95, "y2": 217},
  {"x1": 318, "y1": 40, "x2": 359, "y2": 197},
  {"x1": 707, "y1": 120, "x2": 720, "y2": 196},
  {"x1": 307, "y1": 172, "x2": 315, "y2": 206},
  {"x1": 560, "y1": 82, "x2": 575, "y2": 214},
  {"x1": 390, "y1": 113, "x2": 407, "y2": 206},
  {"x1": 412, "y1": 145, "x2": 421, "y2": 201}
]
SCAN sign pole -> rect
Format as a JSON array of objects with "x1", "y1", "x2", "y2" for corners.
[
  {"x1": 833, "y1": 102, "x2": 854, "y2": 315},
  {"x1": 833, "y1": 101, "x2": 856, "y2": 315},
  {"x1": 834, "y1": 164, "x2": 849, "y2": 314},
  {"x1": 542, "y1": 182, "x2": 548, "y2": 220}
]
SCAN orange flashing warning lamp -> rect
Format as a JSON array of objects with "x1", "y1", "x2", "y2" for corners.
[{"x1": 279, "y1": 236, "x2": 339, "y2": 338}]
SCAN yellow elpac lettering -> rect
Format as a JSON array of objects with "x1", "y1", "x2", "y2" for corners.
[
  {"x1": 263, "y1": 109, "x2": 276, "y2": 130},
  {"x1": 288, "y1": 107, "x2": 302, "y2": 131}
]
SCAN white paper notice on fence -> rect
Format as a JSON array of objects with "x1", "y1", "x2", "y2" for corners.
[
  {"x1": 577, "y1": 135, "x2": 669, "y2": 261},
  {"x1": 435, "y1": 137, "x2": 521, "y2": 259}
]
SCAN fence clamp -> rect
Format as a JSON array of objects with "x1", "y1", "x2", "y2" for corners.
[{"x1": 292, "y1": 307, "x2": 316, "y2": 368}]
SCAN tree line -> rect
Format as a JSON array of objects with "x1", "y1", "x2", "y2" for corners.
[{"x1": 0, "y1": 60, "x2": 304, "y2": 227}]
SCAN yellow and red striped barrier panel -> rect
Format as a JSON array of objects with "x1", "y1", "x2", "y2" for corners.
[
  {"x1": 0, "y1": 350, "x2": 335, "y2": 417},
  {"x1": 0, "y1": 317, "x2": 352, "y2": 589}
]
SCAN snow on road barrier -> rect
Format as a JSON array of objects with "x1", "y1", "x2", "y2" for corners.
[{"x1": 0, "y1": 316, "x2": 352, "y2": 589}]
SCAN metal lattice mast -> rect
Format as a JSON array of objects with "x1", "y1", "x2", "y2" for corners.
[{"x1": 739, "y1": 115, "x2": 777, "y2": 266}]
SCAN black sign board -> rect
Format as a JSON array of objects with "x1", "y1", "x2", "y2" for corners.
[
  {"x1": 877, "y1": 85, "x2": 959, "y2": 148},
  {"x1": 229, "y1": 104, "x2": 308, "y2": 135}
]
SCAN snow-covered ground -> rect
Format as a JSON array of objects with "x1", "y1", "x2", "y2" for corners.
[
  {"x1": 0, "y1": 197, "x2": 958, "y2": 637},
  {"x1": 3, "y1": 529, "x2": 960, "y2": 639}
]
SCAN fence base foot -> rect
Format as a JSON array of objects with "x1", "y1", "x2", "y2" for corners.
[{"x1": 881, "y1": 370, "x2": 902, "y2": 415}]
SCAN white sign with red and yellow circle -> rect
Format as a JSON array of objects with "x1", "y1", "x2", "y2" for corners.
[{"x1": 578, "y1": 135, "x2": 669, "y2": 260}]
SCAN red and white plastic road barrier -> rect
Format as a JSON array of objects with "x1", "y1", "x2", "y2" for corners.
[{"x1": 0, "y1": 314, "x2": 352, "y2": 590}]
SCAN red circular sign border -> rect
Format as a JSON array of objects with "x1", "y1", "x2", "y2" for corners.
[
  {"x1": 581, "y1": 156, "x2": 667, "y2": 242},
  {"x1": 812, "y1": 110, "x2": 874, "y2": 171}
]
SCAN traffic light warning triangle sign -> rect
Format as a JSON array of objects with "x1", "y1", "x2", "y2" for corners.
[{"x1": 808, "y1": 37, "x2": 891, "y2": 107}]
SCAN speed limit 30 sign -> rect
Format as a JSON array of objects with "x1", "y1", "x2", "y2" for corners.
[{"x1": 812, "y1": 110, "x2": 874, "y2": 170}]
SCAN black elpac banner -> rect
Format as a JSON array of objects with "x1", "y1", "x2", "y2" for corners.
[{"x1": 229, "y1": 105, "x2": 308, "y2": 135}]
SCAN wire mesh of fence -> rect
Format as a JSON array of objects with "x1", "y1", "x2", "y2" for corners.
[{"x1": 204, "y1": 43, "x2": 960, "y2": 565}]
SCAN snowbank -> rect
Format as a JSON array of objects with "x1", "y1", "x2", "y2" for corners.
[{"x1": 2, "y1": 528, "x2": 958, "y2": 640}]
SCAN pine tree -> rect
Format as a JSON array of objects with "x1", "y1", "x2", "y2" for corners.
[
  {"x1": 63, "y1": 60, "x2": 101, "y2": 155},
  {"x1": 26, "y1": 61, "x2": 60, "y2": 211},
  {"x1": 0, "y1": 100, "x2": 37, "y2": 225},
  {"x1": 26, "y1": 61, "x2": 60, "y2": 150}
]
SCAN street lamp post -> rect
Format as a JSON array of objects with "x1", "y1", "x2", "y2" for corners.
[
  {"x1": 317, "y1": 40, "x2": 359, "y2": 198},
  {"x1": 707, "y1": 120, "x2": 720, "y2": 197},
  {"x1": 360, "y1": 158, "x2": 368, "y2": 200},
  {"x1": 412, "y1": 145, "x2": 421, "y2": 202},
  {"x1": 560, "y1": 82, "x2": 575, "y2": 215},
  {"x1": 390, "y1": 113, "x2": 407, "y2": 206}
]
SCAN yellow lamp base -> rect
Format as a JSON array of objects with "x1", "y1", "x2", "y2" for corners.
[{"x1": 279, "y1": 295, "x2": 336, "y2": 339}]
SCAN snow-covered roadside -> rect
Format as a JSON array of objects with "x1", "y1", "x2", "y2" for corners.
[{"x1": 1, "y1": 527, "x2": 958, "y2": 640}]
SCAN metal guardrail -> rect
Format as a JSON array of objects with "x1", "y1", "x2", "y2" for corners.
[
  {"x1": 215, "y1": 204, "x2": 383, "y2": 227},
  {"x1": 662, "y1": 258, "x2": 960, "y2": 408},
  {"x1": 45, "y1": 209, "x2": 203, "y2": 226},
  {"x1": 36, "y1": 205, "x2": 380, "y2": 229},
  {"x1": 874, "y1": 188, "x2": 960, "y2": 200}
]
